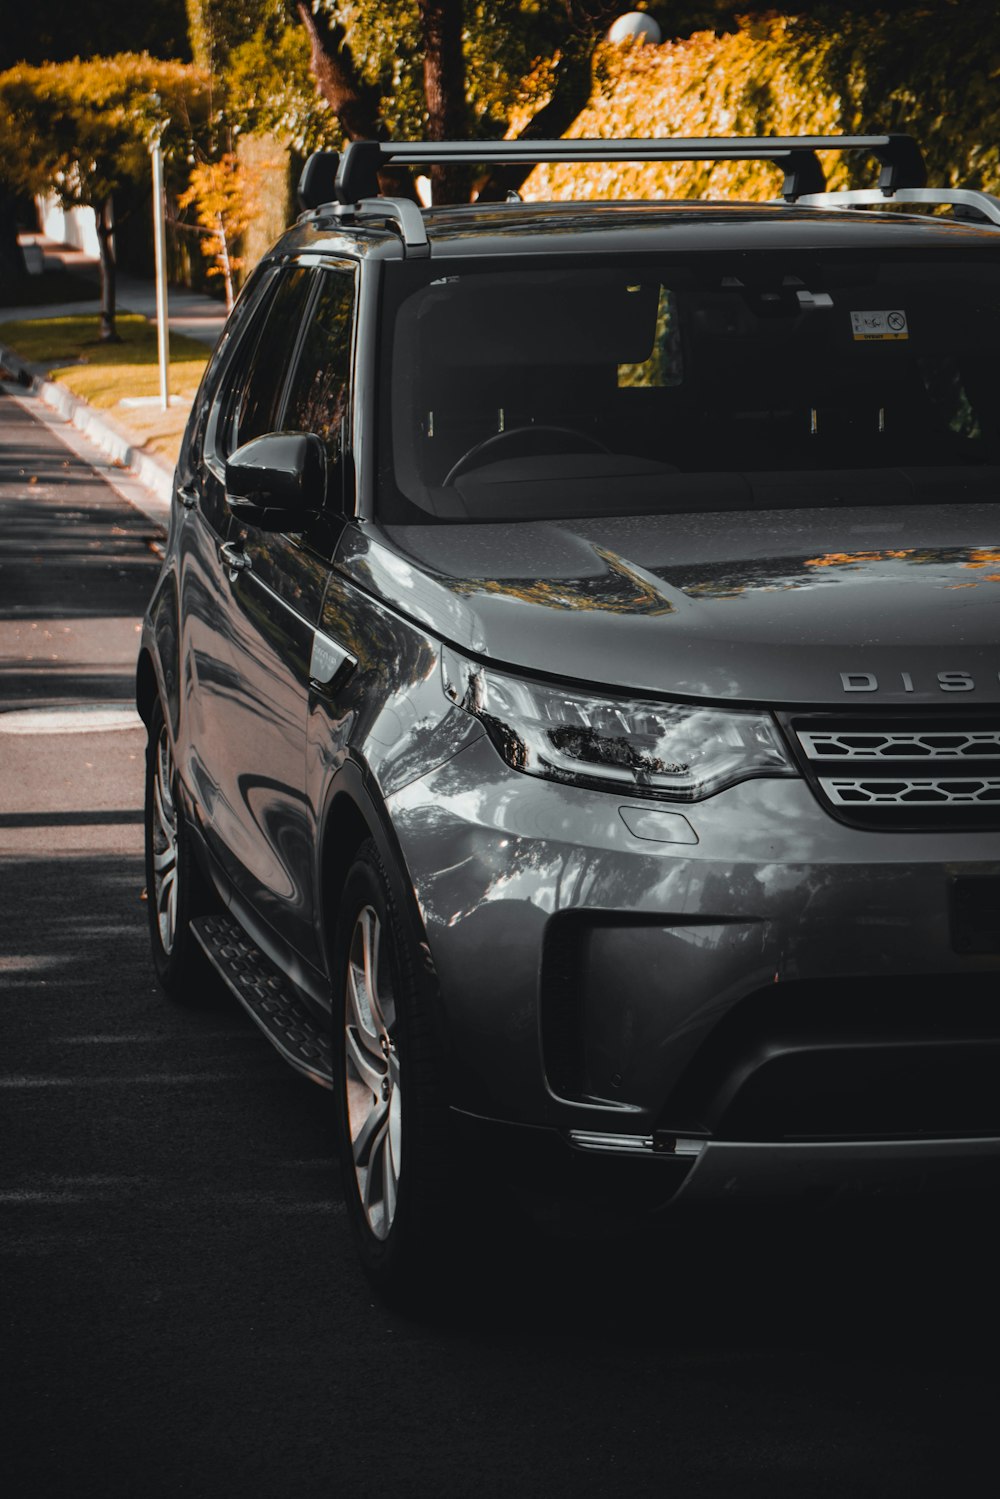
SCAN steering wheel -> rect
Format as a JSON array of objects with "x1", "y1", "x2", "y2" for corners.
[{"x1": 443, "y1": 424, "x2": 610, "y2": 485}]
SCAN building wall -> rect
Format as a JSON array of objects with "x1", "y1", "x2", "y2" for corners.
[{"x1": 35, "y1": 195, "x2": 100, "y2": 256}]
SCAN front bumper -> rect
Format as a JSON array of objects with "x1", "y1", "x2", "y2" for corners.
[
  {"x1": 571, "y1": 1128, "x2": 1000, "y2": 1200},
  {"x1": 388, "y1": 735, "x2": 1000, "y2": 1171},
  {"x1": 453, "y1": 1112, "x2": 1000, "y2": 1223}
]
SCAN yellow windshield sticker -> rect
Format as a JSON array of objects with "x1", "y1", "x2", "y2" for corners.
[{"x1": 851, "y1": 310, "x2": 909, "y2": 341}]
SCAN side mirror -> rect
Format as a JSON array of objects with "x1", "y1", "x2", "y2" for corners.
[{"x1": 225, "y1": 432, "x2": 327, "y2": 530}]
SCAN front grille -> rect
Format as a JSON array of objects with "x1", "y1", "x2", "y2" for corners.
[{"x1": 784, "y1": 712, "x2": 1000, "y2": 830}]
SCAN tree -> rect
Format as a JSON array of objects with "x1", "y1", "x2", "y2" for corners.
[
  {"x1": 417, "y1": 1, "x2": 470, "y2": 201},
  {"x1": 185, "y1": 0, "x2": 280, "y2": 73},
  {"x1": 180, "y1": 3, "x2": 685, "y2": 204},
  {"x1": 0, "y1": 55, "x2": 210, "y2": 340},
  {"x1": 287, "y1": 1, "x2": 626, "y2": 202},
  {"x1": 179, "y1": 153, "x2": 274, "y2": 309},
  {"x1": 226, "y1": 19, "x2": 330, "y2": 154}
]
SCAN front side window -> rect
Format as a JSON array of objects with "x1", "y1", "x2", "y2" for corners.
[
  {"x1": 377, "y1": 254, "x2": 1000, "y2": 523},
  {"x1": 184, "y1": 264, "x2": 277, "y2": 469},
  {"x1": 226, "y1": 266, "x2": 316, "y2": 456},
  {"x1": 282, "y1": 267, "x2": 356, "y2": 467}
]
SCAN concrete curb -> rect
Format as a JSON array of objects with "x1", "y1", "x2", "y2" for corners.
[{"x1": 0, "y1": 339, "x2": 175, "y2": 508}]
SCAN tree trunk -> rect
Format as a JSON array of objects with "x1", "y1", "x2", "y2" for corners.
[
  {"x1": 96, "y1": 194, "x2": 120, "y2": 343},
  {"x1": 0, "y1": 187, "x2": 28, "y2": 293},
  {"x1": 216, "y1": 213, "x2": 235, "y2": 313},
  {"x1": 296, "y1": 1, "x2": 417, "y2": 201},
  {"x1": 417, "y1": 0, "x2": 471, "y2": 203},
  {"x1": 475, "y1": 43, "x2": 595, "y2": 203},
  {"x1": 475, "y1": 1, "x2": 615, "y2": 202}
]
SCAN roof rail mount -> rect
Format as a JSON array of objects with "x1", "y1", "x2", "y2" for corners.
[
  {"x1": 312, "y1": 133, "x2": 926, "y2": 206},
  {"x1": 797, "y1": 185, "x2": 1000, "y2": 228},
  {"x1": 298, "y1": 150, "x2": 340, "y2": 212}
]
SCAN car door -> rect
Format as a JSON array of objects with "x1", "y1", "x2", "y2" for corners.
[
  {"x1": 200, "y1": 260, "x2": 358, "y2": 966},
  {"x1": 175, "y1": 264, "x2": 279, "y2": 828}
]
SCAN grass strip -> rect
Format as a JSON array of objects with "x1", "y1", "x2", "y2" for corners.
[
  {"x1": 0, "y1": 313, "x2": 209, "y2": 466},
  {"x1": 0, "y1": 312, "x2": 209, "y2": 370}
]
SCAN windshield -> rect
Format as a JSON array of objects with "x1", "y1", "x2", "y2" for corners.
[{"x1": 375, "y1": 251, "x2": 1000, "y2": 523}]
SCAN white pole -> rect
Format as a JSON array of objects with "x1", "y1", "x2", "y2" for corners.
[{"x1": 151, "y1": 138, "x2": 170, "y2": 411}]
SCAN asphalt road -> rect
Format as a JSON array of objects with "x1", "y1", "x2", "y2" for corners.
[{"x1": 3, "y1": 385, "x2": 1000, "y2": 1498}]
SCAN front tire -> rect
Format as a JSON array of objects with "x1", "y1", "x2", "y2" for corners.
[
  {"x1": 143, "y1": 698, "x2": 217, "y2": 1000},
  {"x1": 333, "y1": 840, "x2": 451, "y2": 1300}
]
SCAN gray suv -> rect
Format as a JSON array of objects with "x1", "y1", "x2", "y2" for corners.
[{"x1": 138, "y1": 135, "x2": 1000, "y2": 1293}]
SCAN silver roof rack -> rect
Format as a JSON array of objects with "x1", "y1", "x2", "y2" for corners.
[
  {"x1": 795, "y1": 185, "x2": 1000, "y2": 227},
  {"x1": 329, "y1": 134, "x2": 926, "y2": 203},
  {"x1": 297, "y1": 133, "x2": 928, "y2": 255}
]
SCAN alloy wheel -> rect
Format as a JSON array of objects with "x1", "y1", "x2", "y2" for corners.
[
  {"x1": 344, "y1": 905, "x2": 402, "y2": 1240},
  {"x1": 150, "y1": 725, "x2": 179, "y2": 954}
]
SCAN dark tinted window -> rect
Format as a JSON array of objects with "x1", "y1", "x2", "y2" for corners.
[
  {"x1": 229, "y1": 266, "x2": 315, "y2": 453},
  {"x1": 283, "y1": 267, "x2": 356, "y2": 465},
  {"x1": 185, "y1": 264, "x2": 276, "y2": 469}
]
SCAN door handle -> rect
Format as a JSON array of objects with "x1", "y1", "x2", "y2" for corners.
[
  {"x1": 177, "y1": 484, "x2": 199, "y2": 510},
  {"x1": 219, "y1": 541, "x2": 252, "y2": 578}
]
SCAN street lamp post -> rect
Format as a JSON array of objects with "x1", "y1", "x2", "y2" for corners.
[{"x1": 149, "y1": 117, "x2": 170, "y2": 412}]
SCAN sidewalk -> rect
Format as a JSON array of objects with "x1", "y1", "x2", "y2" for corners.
[
  {"x1": 1, "y1": 237, "x2": 228, "y2": 506},
  {"x1": 15, "y1": 234, "x2": 228, "y2": 347}
]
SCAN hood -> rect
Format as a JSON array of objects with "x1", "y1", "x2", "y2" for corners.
[{"x1": 341, "y1": 504, "x2": 1000, "y2": 707}]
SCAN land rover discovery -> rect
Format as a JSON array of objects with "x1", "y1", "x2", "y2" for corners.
[{"x1": 138, "y1": 134, "x2": 1000, "y2": 1292}]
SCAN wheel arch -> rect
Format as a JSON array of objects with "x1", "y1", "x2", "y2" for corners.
[
  {"x1": 318, "y1": 758, "x2": 441, "y2": 1002},
  {"x1": 320, "y1": 783, "x2": 374, "y2": 955},
  {"x1": 136, "y1": 566, "x2": 181, "y2": 739},
  {"x1": 135, "y1": 647, "x2": 159, "y2": 729},
  {"x1": 319, "y1": 759, "x2": 415, "y2": 941}
]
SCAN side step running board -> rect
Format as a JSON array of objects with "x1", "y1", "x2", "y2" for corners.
[{"x1": 191, "y1": 914, "x2": 333, "y2": 1088}]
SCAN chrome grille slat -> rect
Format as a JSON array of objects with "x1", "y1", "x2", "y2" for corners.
[
  {"x1": 822, "y1": 776, "x2": 1000, "y2": 806},
  {"x1": 790, "y1": 714, "x2": 1000, "y2": 827},
  {"x1": 799, "y1": 729, "x2": 1000, "y2": 760}
]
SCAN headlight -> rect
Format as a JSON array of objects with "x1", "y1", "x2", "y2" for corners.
[{"x1": 442, "y1": 650, "x2": 795, "y2": 801}]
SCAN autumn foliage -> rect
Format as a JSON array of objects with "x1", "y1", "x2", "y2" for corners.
[
  {"x1": 178, "y1": 154, "x2": 270, "y2": 311},
  {"x1": 0, "y1": 53, "x2": 210, "y2": 337},
  {"x1": 527, "y1": 11, "x2": 1000, "y2": 203}
]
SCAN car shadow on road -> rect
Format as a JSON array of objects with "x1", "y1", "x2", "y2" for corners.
[{"x1": 4, "y1": 848, "x2": 997, "y2": 1496}]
